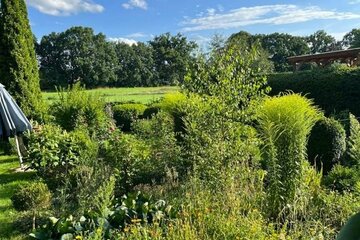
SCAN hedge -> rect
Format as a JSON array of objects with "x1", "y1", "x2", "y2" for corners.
[
  {"x1": 267, "y1": 67, "x2": 360, "y2": 116},
  {"x1": 113, "y1": 103, "x2": 147, "y2": 132}
]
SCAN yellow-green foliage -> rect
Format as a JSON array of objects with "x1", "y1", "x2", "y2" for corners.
[
  {"x1": 52, "y1": 83, "x2": 108, "y2": 134},
  {"x1": 347, "y1": 114, "x2": 360, "y2": 166},
  {"x1": 257, "y1": 93, "x2": 322, "y2": 219}
]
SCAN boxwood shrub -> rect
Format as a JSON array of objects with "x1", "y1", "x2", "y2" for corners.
[
  {"x1": 267, "y1": 67, "x2": 360, "y2": 116},
  {"x1": 112, "y1": 103, "x2": 147, "y2": 132},
  {"x1": 307, "y1": 117, "x2": 347, "y2": 174}
]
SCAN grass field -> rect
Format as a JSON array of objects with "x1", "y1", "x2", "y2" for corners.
[
  {"x1": 42, "y1": 86, "x2": 179, "y2": 104},
  {"x1": 0, "y1": 155, "x2": 35, "y2": 240}
]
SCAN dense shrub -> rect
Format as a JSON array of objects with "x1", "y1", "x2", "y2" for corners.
[
  {"x1": 51, "y1": 83, "x2": 109, "y2": 134},
  {"x1": 307, "y1": 117, "x2": 346, "y2": 174},
  {"x1": 11, "y1": 182, "x2": 51, "y2": 212},
  {"x1": 133, "y1": 112, "x2": 183, "y2": 181},
  {"x1": 347, "y1": 114, "x2": 360, "y2": 167},
  {"x1": 104, "y1": 131, "x2": 150, "y2": 193},
  {"x1": 323, "y1": 165, "x2": 360, "y2": 193},
  {"x1": 11, "y1": 181, "x2": 52, "y2": 230},
  {"x1": 25, "y1": 124, "x2": 97, "y2": 189},
  {"x1": 267, "y1": 67, "x2": 360, "y2": 116},
  {"x1": 112, "y1": 103, "x2": 146, "y2": 132},
  {"x1": 257, "y1": 94, "x2": 321, "y2": 219}
]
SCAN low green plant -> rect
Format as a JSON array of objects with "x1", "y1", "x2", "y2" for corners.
[
  {"x1": 257, "y1": 93, "x2": 321, "y2": 219},
  {"x1": 11, "y1": 182, "x2": 52, "y2": 230},
  {"x1": 112, "y1": 103, "x2": 146, "y2": 132},
  {"x1": 30, "y1": 192, "x2": 176, "y2": 239},
  {"x1": 307, "y1": 117, "x2": 346, "y2": 174},
  {"x1": 323, "y1": 165, "x2": 360, "y2": 193}
]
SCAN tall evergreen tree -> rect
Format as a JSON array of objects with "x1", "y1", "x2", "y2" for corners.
[{"x1": 0, "y1": 0, "x2": 47, "y2": 121}]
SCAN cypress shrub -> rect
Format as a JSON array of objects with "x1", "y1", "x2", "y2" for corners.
[
  {"x1": 0, "y1": 0, "x2": 47, "y2": 121},
  {"x1": 307, "y1": 117, "x2": 346, "y2": 174},
  {"x1": 267, "y1": 67, "x2": 360, "y2": 117},
  {"x1": 112, "y1": 103, "x2": 146, "y2": 132},
  {"x1": 257, "y1": 93, "x2": 321, "y2": 219}
]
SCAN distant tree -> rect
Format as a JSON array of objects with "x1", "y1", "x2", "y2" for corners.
[
  {"x1": 227, "y1": 31, "x2": 274, "y2": 73},
  {"x1": 255, "y1": 33, "x2": 310, "y2": 72},
  {"x1": 0, "y1": 0, "x2": 47, "y2": 121},
  {"x1": 306, "y1": 30, "x2": 341, "y2": 54},
  {"x1": 150, "y1": 33, "x2": 197, "y2": 85},
  {"x1": 38, "y1": 27, "x2": 118, "y2": 89},
  {"x1": 229, "y1": 31, "x2": 309, "y2": 72},
  {"x1": 114, "y1": 42, "x2": 155, "y2": 87},
  {"x1": 342, "y1": 28, "x2": 360, "y2": 49}
]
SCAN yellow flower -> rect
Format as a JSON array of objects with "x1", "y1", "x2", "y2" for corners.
[{"x1": 75, "y1": 236, "x2": 83, "y2": 240}]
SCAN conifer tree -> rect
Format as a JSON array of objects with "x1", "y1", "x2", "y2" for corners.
[{"x1": 0, "y1": 0, "x2": 47, "y2": 121}]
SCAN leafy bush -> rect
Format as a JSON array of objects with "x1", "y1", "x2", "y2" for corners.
[
  {"x1": 51, "y1": 83, "x2": 109, "y2": 134},
  {"x1": 257, "y1": 93, "x2": 321, "y2": 219},
  {"x1": 133, "y1": 112, "x2": 183, "y2": 182},
  {"x1": 25, "y1": 124, "x2": 97, "y2": 189},
  {"x1": 103, "y1": 131, "x2": 150, "y2": 193},
  {"x1": 323, "y1": 165, "x2": 360, "y2": 193},
  {"x1": 347, "y1": 114, "x2": 360, "y2": 167},
  {"x1": 112, "y1": 103, "x2": 146, "y2": 132},
  {"x1": 11, "y1": 181, "x2": 52, "y2": 230},
  {"x1": 267, "y1": 67, "x2": 360, "y2": 116},
  {"x1": 307, "y1": 117, "x2": 346, "y2": 174}
]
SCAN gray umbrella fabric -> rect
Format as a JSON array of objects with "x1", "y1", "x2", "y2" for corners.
[
  {"x1": 0, "y1": 84, "x2": 32, "y2": 168},
  {"x1": 0, "y1": 84, "x2": 32, "y2": 137}
]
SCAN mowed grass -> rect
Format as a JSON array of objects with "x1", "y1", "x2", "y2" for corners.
[
  {"x1": 43, "y1": 86, "x2": 179, "y2": 104},
  {"x1": 0, "y1": 155, "x2": 36, "y2": 240}
]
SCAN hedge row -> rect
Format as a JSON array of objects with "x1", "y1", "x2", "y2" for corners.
[{"x1": 267, "y1": 67, "x2": 360, "y2": 116}]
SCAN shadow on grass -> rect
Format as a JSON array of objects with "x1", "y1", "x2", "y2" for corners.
[
  {"x1": 0, "y1": 172, "x2": 36, "y2": 186},
  {"x1": 0, "y1": 157, "x2": 19, "y2": 164}
]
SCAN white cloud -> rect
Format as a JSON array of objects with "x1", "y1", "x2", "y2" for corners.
[
  {"x1": 181, "y1": 4, "x2": 360, "y2": 32},
  {"x1": 125, "y1": 32, "x2": 147, "y2": 38},
  {"x1": 27, "y1": 0, "x2": 104, "y2": 16},
  {"x1": 349, "y1": 0, "x2": 360, "y2": 4},
  {"x1": 108, "y1": 37, "x2": 138, "y2": 46},
  {"x1": 122, "y1": 0, "x2": 147, "y2": 10},
  {"x1": 330, "y1": 32, "x2": 347, "y2": 41}
]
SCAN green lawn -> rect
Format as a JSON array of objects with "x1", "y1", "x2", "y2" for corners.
[
  {"x1": 42, "y1": 86, "x2": 179, "y2": 104},
  {"x1": 0, "y1": 155, "x2": 35, "y2": 240}
]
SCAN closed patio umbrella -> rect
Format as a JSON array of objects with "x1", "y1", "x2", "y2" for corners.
[{"x1": 0, "y1": 84, "x2": 32, "y2": 168}]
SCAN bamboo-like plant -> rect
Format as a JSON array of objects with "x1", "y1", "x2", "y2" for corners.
[{"x1": 257, "y1": 93, "x2": 321, "y2": 219}]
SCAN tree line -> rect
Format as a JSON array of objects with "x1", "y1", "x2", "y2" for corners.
[{"x1": 36, "y1": 27, "x2": 360, "y2": 89}]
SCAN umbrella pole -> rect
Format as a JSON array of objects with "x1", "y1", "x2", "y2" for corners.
[{"x1": 14, "y1": 135, "x2": 24, "y2": 169}]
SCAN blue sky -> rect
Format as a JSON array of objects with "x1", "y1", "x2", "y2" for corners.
[{"x1": 26, "y1": 0, "x2": 360, "y2": 46}]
